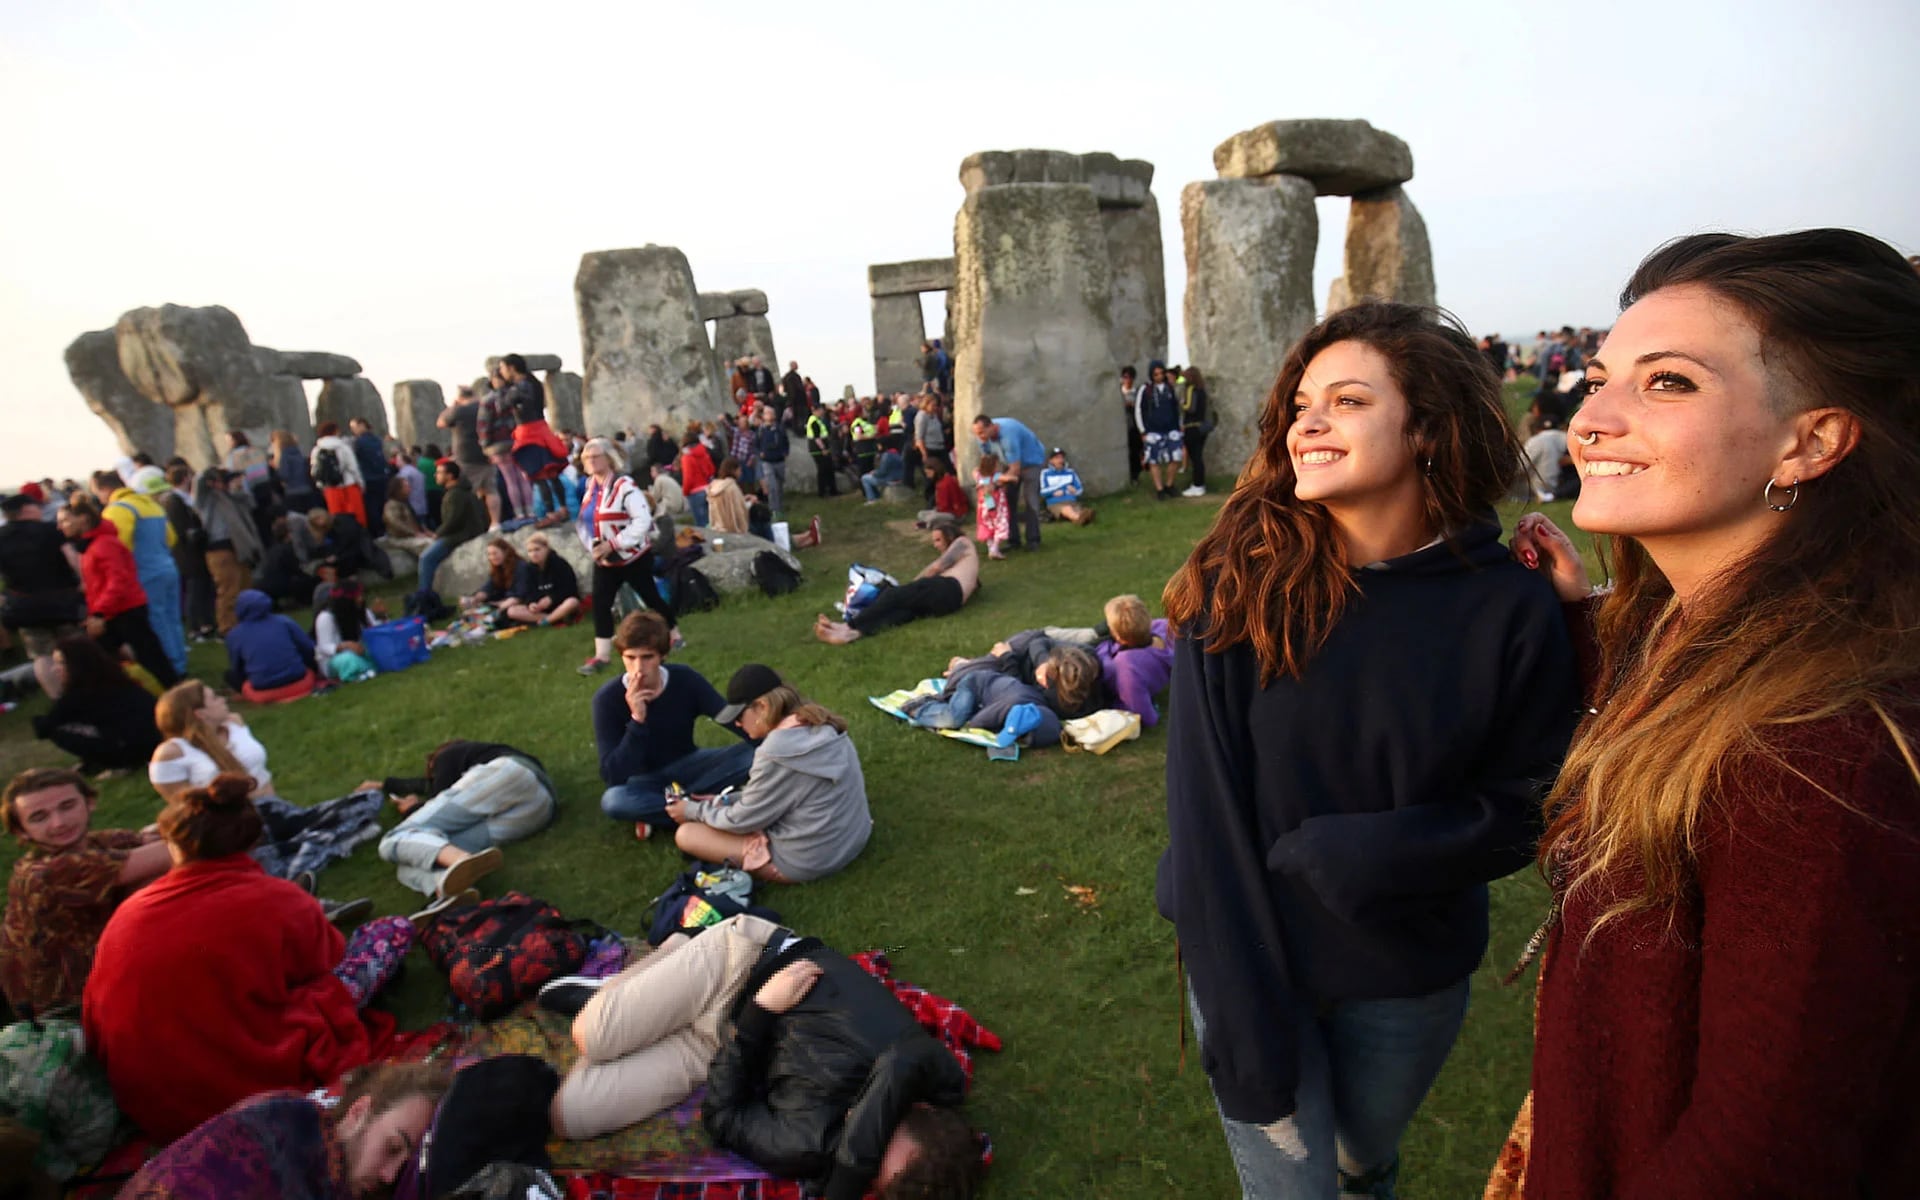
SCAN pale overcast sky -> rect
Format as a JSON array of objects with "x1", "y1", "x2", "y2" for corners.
[{"x1": 2, "y1": 0, "x2": 1914, "y2": 483}]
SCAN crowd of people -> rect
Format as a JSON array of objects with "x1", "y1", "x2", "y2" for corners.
[{"x1": 2, "y1": 229, "x2": 1918, "y2": 1200}]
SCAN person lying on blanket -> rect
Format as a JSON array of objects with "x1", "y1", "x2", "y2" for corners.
[
  {"x1": 540, "y1": 914, "x2": 983, "y2": 1200},
  {"x1": 1010, "y1": 594, "x2": 1175, "y2": 727},
  {"x1": 118, "y1": 1061, "x2": 451, "y2": 1199},
  {"x1": 897, "y1": 641, "x2": 1102, "y2": 748},
  {"x1": 662, "y1": 664, "x2": 871, "y2": 884}
]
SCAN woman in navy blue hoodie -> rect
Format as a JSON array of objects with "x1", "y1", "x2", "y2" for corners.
[{"x1": 1159, "y1": 302, "x2": 1579, "y2": 1198}]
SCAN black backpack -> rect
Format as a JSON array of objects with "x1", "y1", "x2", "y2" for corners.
[
  {"x1": 405, "y1": 587, "x2": 454, "y2": 622},
  {"x1": 313, "y1": 446, "x2": 346, "y2": 488},
  {"x1": 750, "y1": 550, "x2": 801, "y2": 597},
  {"x1": 671, "y1": 563, "x2": 721, "y2": 613}
]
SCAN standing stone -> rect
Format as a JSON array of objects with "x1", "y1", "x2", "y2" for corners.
[
  {"x1": 392, "y1": 380, "x2": 446, "y2": 450},
  {"x1": 1342, "y1": 186, "x2": 1436, "y2": 307},
  {"x1": 260, "y1": 374, "x2": 314, "y2": 445},
  {"x1": 1212, "y1": 119, "x2": 1414, "y2": 196},
  {"x1": 870, "y1": 294, "x2": 927, "y2": 394},
  {"x1": 1181, "y1": 175, "x2": 1319, "y2": 477},
  {"x1": 66, "y1": 330, "x2": 175, "y2": 460},
  {"x1": 313, "y1": 378, "x2": 388, "y2": 436},
  {"x1": 1099, "y1": 194, "x2": 1168, "y2": 370},
  {"x1": 113, "y1": 304, "x2": 277, "y2": 469},
  {"x1": 710, "y1": 314, "x2": 779, "y2": 394},
  {"x1": 951, "y1": 183, "x2": 1124, "y2": 495},
  {"x1": 1325, "y1": 276, "x2": 1352, "y2": 315},
  {"x1": 725, "y1": 289, "x2": 769, "y2": 317},
  {"x1": 575, "y1": 246, "x2": 725, "y2": 438},
  {"x1": 544, "y1": 370, "x2": 584, "y2": 432}
]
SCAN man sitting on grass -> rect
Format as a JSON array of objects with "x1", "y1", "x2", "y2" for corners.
[
  {"x1": 815, "y1": 514, "x2": 976, "y2": 645},
  {"x1": 593, "y1": 610, "x2": 756, "y2": 838},
  {"x1": 1039, "y1": 447, "x2": 1095, "y2": 526}
]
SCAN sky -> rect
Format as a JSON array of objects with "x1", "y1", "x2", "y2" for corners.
[{"x1": 2, "y1": 0, "x2": 1915, "y2": 483}]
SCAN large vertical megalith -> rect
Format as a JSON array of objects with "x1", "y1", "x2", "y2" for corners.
[
  {"x1": 867, "y1": 259, "x2": 953, "y2": 394},
  {"x1": 1181, "y1": 175, "x2": 1319, "y2": 477},
  {"x1": 1342, "y1": 185, "x2": 1436, "y2": 307},
  {"x1": 392, "y1": 380, "x2": 446, "y2": 449},
  {"x1": 66, "y1": 330, "x2": 176, "y2": 460},
  {"x1": 952, "y1": 183, "x2": 1124, "y2": 494},
  {"x1": 544, "y1": 371, "x2": 584, "y2": 432},
  {"x1": 314, "y1": 378, "x2": 388, "y2": 435},
  {"x1": 575, "y1": 246, "x2": 723, "y2": 437},
  {"x1": 113, "y1": 304, "x2": 279, "y2": 469}
]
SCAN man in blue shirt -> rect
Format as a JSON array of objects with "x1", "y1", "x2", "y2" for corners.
[{"x1": 969, "y1": 415, "x2": 1048, "y2": 550}]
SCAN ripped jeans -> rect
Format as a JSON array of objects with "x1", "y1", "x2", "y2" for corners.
[{"x1": 1190, "y1": 979, "x2": 1469, "y2": 1199}]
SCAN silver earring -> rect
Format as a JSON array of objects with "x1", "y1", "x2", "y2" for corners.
[
  {"x1": 1575, "y1": 431, "x2": 1598, "y2": 446},
  {"x1": 1764, "y1": 479, "x2": 1799, "y2": 512}
]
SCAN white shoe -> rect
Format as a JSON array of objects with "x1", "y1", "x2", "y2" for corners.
[{"x1": 1181, "y1": 485, "x2": 1205, "y2": 498}]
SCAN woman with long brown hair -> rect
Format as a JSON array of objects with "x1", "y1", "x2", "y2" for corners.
[
  {"x1": 1159, "y1": 301, "x2": 1579, "y2": 1198},
  {"x1": 1499, "y1": 229, "x2": 1920, "y2": 1197}
]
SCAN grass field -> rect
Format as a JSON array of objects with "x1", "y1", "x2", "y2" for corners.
[{"x1": 0, "y1": 382, "x2": 1596, "y2": 1197}]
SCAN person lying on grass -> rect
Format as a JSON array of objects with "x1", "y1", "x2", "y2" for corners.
[
  {"x1": 540, "y1": 915, "x2": 983, "y2": 1200},
  {"x1": 118, "y1": 1060, "x2": 450, "y2": 1199},
  {"x1": 662, "y1": 664, "x2": 870, "y2": 884},
  {"x1": 899, "y1": 642, "x2": 1102, "y2": 748},
  {"x1": 0, "y1": 767, "x2": 172, "y2": 1017},
  {"x1": 593, "y1": 610, "x2": 756, "y2": 838},
  {"x1": 359, "y1": 740, "x2": 556, "y2": 922},
  {"x1": 815, "y1": 514, "x2": 976, "y2": 645}
]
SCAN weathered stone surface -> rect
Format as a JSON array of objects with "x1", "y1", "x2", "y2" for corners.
[
  {"x1": 1342, "y1": 186, "x2": 1436, "y2": 307},
  {"x1": 725, "y1": 289, "x2": 768, "y2": 317},
  {"x1": 686, "y1": 531, "x2": 801, "y2": 596},
  {"x1": 951, "y1": 183, "x2": 1124, "y2": 495},
  {"x1": 1100, "y1": 194, "x2": 1169, "y2": 371},
  {"x1": 313, "y1": 378, "x2": 389, "y2": 436},
  {"x1": 484, "y1": 353, "x2": 563, "y2": 375},
  {"x1": 1325, "y1": 275, "x2": 1352, "y2": 315},
  {"x1": 392, "y1": 380, "x2": 445, "y2": 450},
  {"x1": 1079, "y1": 152, "x2": 1155, "y2": 209},
  {"x1": 710, "y1": 315, "x2": 779, "y2": 392},
  {"x1": 1181, "y1": 175, "x2": 1319, "y2": 475},
  {"x1": 261, "y1": 374, "x2": 314, "y2": 445},
  {"x1": 870, "y1": 294, "x2": 928, "y2": 395},
  {"x1": 881, "y1": 484, "x2": 918, "y2": 504},
  {"x1": 1213, "y1": 119, "x2": 1414, "y2": 196},
  {"x1": 378, "y1": 543, "x2": 418, "y2": 579},
  {"x1": 114, "y1": 304, "x2": 279, "y2": 468},
  {"x1": 959, "y1": 149, "x2": 1085, "y2": 193},
  {"x1": 696, "y1": 292, "x2": 733, "y2": 321},
  {"x1": 267, "y1": 350, "x2": 363, "y2": 379},
  {"x1": 67, "y1": 330, "x2": 175, "y2": 460},
  {"x1": 544, "y1": 371, "x2": 584, "y2": 433},
  {"x1": 436, "y1": 523, "x2": 593, "y2": 599},
  {"x1": 575, "y1": 246, "x2": 725, "y2": 438},
  {"x1": 867, "y1": 258, "x2": 956, "y2": 298}
]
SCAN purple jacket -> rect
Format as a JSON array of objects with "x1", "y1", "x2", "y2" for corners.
[{"x1": 1098, "y1": 619, "x2": 1173, "y2": 726}]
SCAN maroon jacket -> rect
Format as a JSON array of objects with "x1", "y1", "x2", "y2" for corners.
[{"x1": 78, "y1": 523, "x2": 147, "y2": 619}]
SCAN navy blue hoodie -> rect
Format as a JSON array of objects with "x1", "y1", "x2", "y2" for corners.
[
  {"x1": 223, "y1": 589, "x2": 317, "y2": 691},
  {"x1": 1156, "y1": 517, "x2": 1579, "y2": 1124}
]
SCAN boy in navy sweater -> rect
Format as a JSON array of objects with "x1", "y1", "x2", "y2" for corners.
[{"x1": 593, "y1": 610, "x2": 755, "y2": 836}]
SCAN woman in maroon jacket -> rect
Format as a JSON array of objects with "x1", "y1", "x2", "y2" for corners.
[
  {"x1": 58, "y1": 498, "x2": 180, "y2": 688},
  {"x1": 1504, "y1": 229, "x2": 1920, "y2": 1198}
]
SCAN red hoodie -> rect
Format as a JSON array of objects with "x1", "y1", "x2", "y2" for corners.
[
  {"x1": 78, "y1": 522, "x2": 146, "y2": 619},
  {"x1": 681, "y1": 443, "x2": 715, "y2": 495},
  {"x1": 933, "y1": 474, "x2": 969, "y2": 518}
]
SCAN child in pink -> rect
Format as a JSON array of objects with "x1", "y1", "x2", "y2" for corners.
[{"x1": 974, "y1": 453, "x2": 1010, "y2": 560}]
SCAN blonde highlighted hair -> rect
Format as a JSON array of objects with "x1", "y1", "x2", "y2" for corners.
[{"x1": 754, "y1": 685, "x2": 848, "y2": 735}]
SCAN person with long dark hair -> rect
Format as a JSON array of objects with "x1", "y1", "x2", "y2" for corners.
[
  {"x1": 30, "y1": 637, "x2": 161, "y2": 774},
  {"x1": 1180, "y1": 365, "x2": 1213, "y2": 496},
  {"x1": 577, "y1": 438, "x2": 678, "y2": 675},
  {"x1": 1159, "y1": 301, "x2": 1579, "y2": 1198},
  {"x1": 1490, "y1": 230, "x2": 1920, "y2": 1198}
]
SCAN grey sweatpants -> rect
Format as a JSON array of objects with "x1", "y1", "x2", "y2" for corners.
[{"x1": 377, "y1": 756, "x2": 555, "y2": 895}]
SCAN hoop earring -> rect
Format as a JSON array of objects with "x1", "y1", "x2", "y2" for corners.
[{"x1": 1764, "y1": 479, "x2": 1799, "y2": 512}]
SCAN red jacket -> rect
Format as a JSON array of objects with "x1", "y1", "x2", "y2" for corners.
[
  {"x1": 933, "y1": 474, "x2": 969, "y2": 518},
  {"x1": 1526, "y1": 706, "x2": 1920, "y2": 1197},
  {"x1": 681, "y1": 444, "x2": 716, "y2": 495},
  {"x1": 78, "y1": 522, "x2": 146, "y2": 619},
  {"x1": 83, "y1": 854, "x2": 391, "y2": 1142}
]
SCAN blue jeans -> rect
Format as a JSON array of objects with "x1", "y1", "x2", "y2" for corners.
[
  {"x1": 600, "y1": 741, "x2": 757, "y2": 829},
  {"x1": 417, "y1": 537, "x2": 455, "y2": 592},
  {"x1": 905, "y1": 675, "x2": 981, "y2": 730},
  {"x1": 140, "y1": 567, "x2": 188, "y2": 676},
  {"x1": 1190, "y1": 979, "x2": 1470, "y2": 1200},
  {"x1": 688, "y1": 491, "x2": 710, "y2": 528},
  {"x1": 861, "y1": 473, "x2": 884, "y2": 501}
]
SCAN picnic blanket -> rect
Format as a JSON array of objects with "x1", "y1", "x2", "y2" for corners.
[{"x1": 869, "y1": 678, "x2": 1032, "y2": 761}]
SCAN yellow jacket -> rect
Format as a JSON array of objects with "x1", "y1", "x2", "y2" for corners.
[{"x1": 103, "y1": 488, "x2": 177, "y2": 552}]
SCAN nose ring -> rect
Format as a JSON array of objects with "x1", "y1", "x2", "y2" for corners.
[{"x1": 1575, "y1": 431, "x2": 1598, "y2": 446}]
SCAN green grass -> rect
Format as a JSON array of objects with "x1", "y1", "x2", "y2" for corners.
[{"x1": 1, "y1": 387, "x2": 1597, "y2": 1196}]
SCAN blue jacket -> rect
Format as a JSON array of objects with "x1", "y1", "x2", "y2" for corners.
[
  {"x1": 352, "y1": 432, "x2": 388, "y2": 490},
  {"x1": 869, "y1": 450, "x2": 904, "y2": 485},
  {"x1": 1136, "y1": 380, "x2": 1182, "y2": 435},
  {"x1": 1039, "y1": 465, "x2": 1083, "y2": 503},
  {"x1": 223, "y1": 589, "x2": 316, "y2": 691},
  {"x1": 978, "y1": 417, "x2": 1046, "y2": 468}
]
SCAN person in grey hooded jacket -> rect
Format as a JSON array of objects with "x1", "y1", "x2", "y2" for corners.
[{"x1": 666, "y1": 664, "x2": 871, "y2": 884}]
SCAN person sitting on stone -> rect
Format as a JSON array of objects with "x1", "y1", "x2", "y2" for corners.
[
  {"x1": 860, "y1": 445, "x2": 906, "y2": 504},
  {"x1": 462, "y1": 537, "x2": 523, "y2": 613},
  {"x1": 593, "y1": 611, "x2": 756, "y2": 838},
  {"x1": 663, "y1": 665, "x2": 870, "y2": 884},
  {"x1": 82, "y1": 774, "x2": 414, "y2": 1143},
  {"x1": 705, "y1": 458, "x2": 752, "y2": 535},
  {"x1": 30, "y1": 635, "x2": 161, "y2": 776},
  {"x1": 0, "y1": 767, "x2": 172, "y2": 1017},
  {"x1": 814, "y1": 514, "x2": 977, "y2": 645},
  {"x1": 117, "y1": 1054, "x2": 450, "y2": 1199},
  {"x1": 915, "y1": 457, "x2": 969, "y2": 528},
  {"x1": 900, "y1": 640, "x2": 1100, "y2": 747},
  {"x1": 380, "y1": 475, "x2": 434, "y2": 555},
  {"x1": 362, "y1": 740, "x2": 554, "y2": 923},
  {"x1": 502, "y1": 530, "x2": 582, "y2": 627},
  {"x1": 647, "y1": 462, "x2": 687, "y2": 519},
  {"x1": 418, "y1": 459, "x2": 488, "y2": 597},
  {"x1": 541, "y1": 916, "x2": 983, "y2": 1200},
  {"x1": 1039, "y1": 447, "x2": 1095, "y2": 526},
  {"x1": 223, "y1": 588, "x2": 320, "y2": 701}
]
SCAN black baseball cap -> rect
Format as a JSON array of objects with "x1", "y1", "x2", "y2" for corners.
[
  {"x1": 715, "y1": 663, "x2": 784, "y2": 725},
  {"x1": 1049, "y1": 446, "x2": 1066, "y2": 458}
]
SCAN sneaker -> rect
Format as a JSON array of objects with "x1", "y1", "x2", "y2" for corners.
[
  {"x1": 409, "y1": 888, "x2": 479, "y2": 931},
  {"x1": 670, "y1": 628, "x2": 687, "y2": 650},
  {"x1": 437, "y1": 846, "x2": 504, "y2": 899},
  {"x1": 320, "y1": 896, "x2": 373, "y2": 926},
  {"x1": 578, "y1": 656, "x2": 610, "y2": 676},
  {"x1": 1181, "y1": 485, "x2": 1206, "y2": 498},
  {"x1": 537, "y1": 975, "x2": 607, "y2": 1019},
  {"x1": 634, "y1": 821, "x2": 655, "y2": 842},
  {"x1": 1154, "y1": 488, "x2": 1169, "y2": 501}
]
